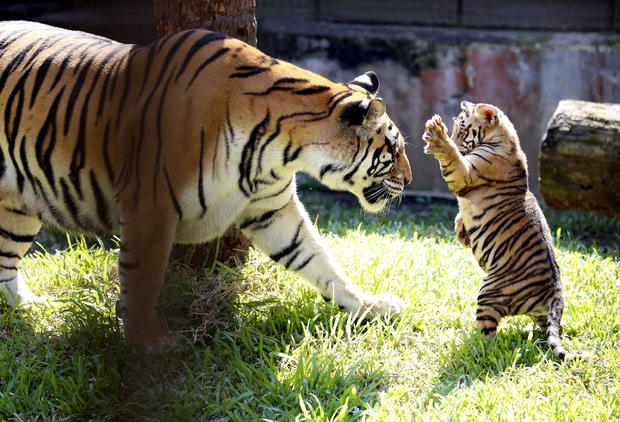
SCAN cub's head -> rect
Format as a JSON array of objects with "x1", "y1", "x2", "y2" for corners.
[
  {"x1": 451, "y1": 101, "x2": 520, "y2": 156},
  {"x1": 298, "y1": 72, "x2": 412, "y2": 212}
]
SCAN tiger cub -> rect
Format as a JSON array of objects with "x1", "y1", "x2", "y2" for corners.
[
  {"x1": 422, "y1": 101, "x2": 575, "y2": 359},
  {"x1": 0, "y1": 21, "x2": 412, "y2": 352}
]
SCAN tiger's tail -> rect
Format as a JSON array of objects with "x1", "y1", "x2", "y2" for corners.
[{"x1": 546, "y1": 295, "x2": 577, "y2": 360}]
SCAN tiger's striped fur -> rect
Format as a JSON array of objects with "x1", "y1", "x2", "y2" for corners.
[
  {"x1": 0, "y1": 21, "x2": 411, "y2": 351},
  {"x1": 422, "y1": 101, "x2": 575, "y2": 359}
]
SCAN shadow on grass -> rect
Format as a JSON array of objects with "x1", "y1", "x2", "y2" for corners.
[
  {"x1": 112, "y1": 299, "x2": 388, "y2": 420},
  {"x1": 0, "y1": 266, "x2": 389, "y2": 421}
]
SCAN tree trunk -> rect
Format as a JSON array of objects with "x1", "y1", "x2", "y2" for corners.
[
  {"x1": 539, "y1": 100, "x2": 620, "y2": 217},
  {"x1": 153, "y1": 0, "x2": 256, "y2": 267},
  {"x1": 153, "y1": 0, "x2": 256, "y2": 45}
]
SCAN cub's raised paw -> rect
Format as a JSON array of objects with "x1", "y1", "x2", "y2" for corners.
[{"x1": 422, "y1": 114, "x2": 449, "y2": 155}]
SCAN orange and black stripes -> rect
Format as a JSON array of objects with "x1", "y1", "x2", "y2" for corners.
[
  {"x1": 0, "y1": 24, "x2": 233, "y2": 230},
  {"x1": 0, "y1": 22, "x2": 412, "y2": 339},
  {"x1": 0, "y1": 21, "x2": 391, "y2": 224}
]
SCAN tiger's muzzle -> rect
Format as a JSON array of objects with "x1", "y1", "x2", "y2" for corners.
[
  {"x1": 382, "y1": 179, "x2": 404, "y2": 197},
  {"x1": 362, "y1": 178, "x2": 404, "y2": 206}
]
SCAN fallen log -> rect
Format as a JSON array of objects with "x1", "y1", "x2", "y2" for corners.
[{"x1": 539, "y1": 100, "x2": 620, "y2": 217}]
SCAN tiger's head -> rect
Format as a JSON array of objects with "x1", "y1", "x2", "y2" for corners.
[{"x1": 291, "y1": 72, "x2": 412, "y2": 213}]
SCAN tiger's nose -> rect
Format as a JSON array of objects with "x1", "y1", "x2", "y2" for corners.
[
  {"x1": 391, "y1": 149, "x2": 412, "y2": 186},
  {"x1": 392, "y1": 171, "x2": 412, "y2": 187},
  {"x1": 400, "y1": 162, "x2": 412, "y2": 186},
  {"x1": 403, "y1": 172, "x2": 412, "y2": 186}
]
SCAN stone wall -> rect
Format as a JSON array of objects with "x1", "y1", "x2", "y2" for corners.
[{"x1": 258, "y1": 20, "x2": 620, "y2": 197}]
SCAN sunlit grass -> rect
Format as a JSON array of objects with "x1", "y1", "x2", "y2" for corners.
[{"x1": 0, "y1": 191, "x2": 617, "y2": 421}]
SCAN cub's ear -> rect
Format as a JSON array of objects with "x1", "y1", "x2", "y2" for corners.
[
  {"x1": 340, "y1": 98, "x2": 386, "y2": 126},
  {"x1": 349, "y1": 71, "x2": 380, "y2": 95},
  {"x1": 474, "y1": 104, "x2": 498, "y2": 126},
  {"x1": 461, "y1": 101, "x2": 474, "y2": 110}
]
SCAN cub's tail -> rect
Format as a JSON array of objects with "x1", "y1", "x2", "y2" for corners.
[{"x1": 546, "y1": 295, "x2": 578, "y2": 360}]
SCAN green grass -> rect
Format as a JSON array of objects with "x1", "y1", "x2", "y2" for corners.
[{"x1": 1, "y1": 190, "x2": 618, "y2": 421}]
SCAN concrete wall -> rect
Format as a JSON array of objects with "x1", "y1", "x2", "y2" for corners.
[{"x1": 258, "y1": 20, "x2": 620, "y2": 197}]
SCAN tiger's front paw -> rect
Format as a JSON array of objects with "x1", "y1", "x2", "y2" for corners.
[
  {"x1": 1, "y1": 275, "x2": 46, "y2": 308},
  {"x1": 362, "y1": 292, "x2": 406, "y2": 318},
  {"x1": 422, "y1": 114, "x2": 450, "y2": 155}
]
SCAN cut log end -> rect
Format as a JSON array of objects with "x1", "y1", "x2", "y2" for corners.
[{"x1": 539, "y1": 100, "x2": 620, "y2": 218}]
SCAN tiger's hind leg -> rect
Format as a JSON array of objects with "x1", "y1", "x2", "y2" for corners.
[
  {"x1": 0, "y1": 200, "x2": 42, "y2": 306},
  {"x1": 117, "y1": 205, "x2": 179, "y2": 353}
]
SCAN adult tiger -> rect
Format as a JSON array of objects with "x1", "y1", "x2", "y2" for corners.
[
  {"x1": 422, "y1": 102, "x2": 576, "y2": 359},
  {"x1": 0, "y1": 21, "x2": 411, "y2": 351}
]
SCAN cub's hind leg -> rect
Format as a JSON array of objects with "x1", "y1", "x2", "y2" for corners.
[
  {"x1": 476, "y1": 284, "x2": 509, "y2": 339},
  {"x1": 476, "y1": 305, "x2": 501, "y2": 339},
  {"x1": 0, "y1": 200, "x2": 42, "y2": 306}
]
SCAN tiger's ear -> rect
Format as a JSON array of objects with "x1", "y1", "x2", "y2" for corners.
[
  {"x1": 365, "y1": 97, "x2": 385, "y2": 122},
  {"x1": 474, "y1": 104, "x2": 498, "y2": 127},
  {"x1": 349, "y1": 71, "x2": 380, "y2": 95},
  {"x1": 340, "y1": 98, "x2": 386, "y2": 126}
]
